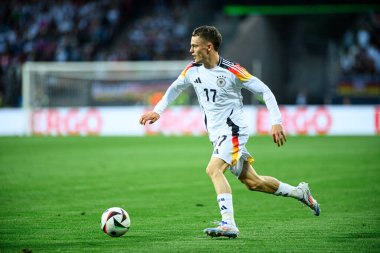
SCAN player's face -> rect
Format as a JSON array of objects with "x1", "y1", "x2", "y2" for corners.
[{"x1": 190, "y1": 36, "x2": 210, "y2": 64}]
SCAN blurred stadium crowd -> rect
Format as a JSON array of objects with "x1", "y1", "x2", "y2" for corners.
[
  {"x1": 335, "y1": 13, "x2": 380, "y2": 104},
  {"x1": 340, "y1": 16, "x2": 380, "y2": 75},
  {"x1": 0, "y1": 0, "x2": 191, "y2": 107},
  {"x1": 0, "y1": 0, "x2": 379, "y2": 107}
]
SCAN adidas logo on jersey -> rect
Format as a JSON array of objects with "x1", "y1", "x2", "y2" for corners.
[{"x1": 194, "y1": 77, "x2": 202, "y2": 83}]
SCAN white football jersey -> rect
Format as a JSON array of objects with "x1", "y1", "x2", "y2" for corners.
[{"x1": 154, "y1": 57, "x2": 282, "y2": 142}]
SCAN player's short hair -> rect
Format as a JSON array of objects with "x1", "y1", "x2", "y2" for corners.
[{"x1": 192, "y1": 26, "x2": 222, "y2": 52}]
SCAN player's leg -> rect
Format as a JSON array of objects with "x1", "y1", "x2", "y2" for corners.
[
  {"x1": 204, "y1": 157, "x2": 239, "y2": 238},
  {"x1": 239, "y1": 161, "x2": 320, "y2": 216},
  {"x1": 205, "y1": 156, "x2": 231, "y2": 194},
  {"x1": 238, "y1": 161, "x2": 290, "y2": 195}
]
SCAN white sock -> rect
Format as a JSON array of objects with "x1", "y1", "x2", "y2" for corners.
[
  {"x1": 217, "y1": 193, "x2": 236, "y2": 227},
  {"x1": 274, "y1": 182, "x2": 303, "y2": 199}
]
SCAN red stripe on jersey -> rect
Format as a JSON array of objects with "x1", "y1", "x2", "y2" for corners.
[
  {"x1": 181, "y1": 62, "x2": 196, "y2": 78},
  {"x1": 228, "y1": 64, "x2": 253, "y2": 82},
  {"x1": 231, "y1": 135, "x2": 239, "y2": 166}
]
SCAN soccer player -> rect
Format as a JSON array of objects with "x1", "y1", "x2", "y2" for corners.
[{"x1": 139, "y1": 25, "x2": 320, "y2": 238}]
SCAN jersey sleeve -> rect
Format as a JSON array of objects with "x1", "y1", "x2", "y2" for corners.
[
  {"x1": 229, "y1": 64, "x2": 282, "y2": 125},
  {"x1": 241, "y1": 76, "x2": 282, "y2": 125},
  {"x1": 153, "y1": 64, "x2": 193, "y2": 115}
]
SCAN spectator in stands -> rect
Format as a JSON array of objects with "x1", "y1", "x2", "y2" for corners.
[
  {"x1": 339, "y1": 15, "x2": 380, "y2": 76},
  {"x1": 367, "y1": 38, "x2": 380, "y2": 74},
  {"x1": 337, "y1": 13, "x2": 380, "y2": 104},
  {"x1": 296, "y1": 90, "x2": 308, "y2": 105}
]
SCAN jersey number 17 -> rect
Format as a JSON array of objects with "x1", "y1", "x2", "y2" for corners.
[{"x1": 204, "y1": 89, "x2": 217, "y2": 102}]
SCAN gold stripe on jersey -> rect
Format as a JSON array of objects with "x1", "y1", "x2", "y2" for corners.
[
  {"x1": 247, "y1": 156, "x2": 254, "y2": 165},
  {"x1": 228, "y1": 65, "x2": 253, "y2": 82},
  {"x1": 180, "y1": 62, "x2": 201, "y2": 78},
  {"x1": 219, "y1": 58, "x2": 253, "y2": 82}
]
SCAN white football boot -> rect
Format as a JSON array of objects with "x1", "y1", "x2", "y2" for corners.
[
  {"x1": 204, "y1": 221, "x2": 239, "y2": 238},
  {"x1": 297, "y1": 182, "x2": 321, "y2": 216}
]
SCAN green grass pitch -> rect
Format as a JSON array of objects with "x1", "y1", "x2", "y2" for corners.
[{"x1": 0, "y1": 136, "x2": 379, "y2": 252}]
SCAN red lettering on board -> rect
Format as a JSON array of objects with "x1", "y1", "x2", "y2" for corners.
[
  {"x1": 31, "y1": 108, "x2": 103, "y2": 136},
  {"x1": 375, "y1": 107, "x2": 380, "y2": 134}
]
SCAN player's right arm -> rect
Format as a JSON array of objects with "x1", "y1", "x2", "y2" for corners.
[
  {"x1": 227, "y1": 63, "x2": 286, "y2": 146},
  {"x1": 139, "y1": 63, "x2": 193, "y2": 125}
]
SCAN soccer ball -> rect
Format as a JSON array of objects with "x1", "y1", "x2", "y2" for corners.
[{"x1": 100, "y1": 207, "x2": 131, "y2": 237}]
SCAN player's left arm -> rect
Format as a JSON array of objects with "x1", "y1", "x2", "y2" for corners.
[
  {"x1": 271, "y1": 124, "x2": 286, "y2": 147},
  {"x1": 240, "y1": 75, "x2": 286, "y2": 147}
]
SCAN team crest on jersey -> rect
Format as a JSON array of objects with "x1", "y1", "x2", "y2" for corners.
[{"x1": 216, "y1": 76, "x2": 226, "y2": 87}]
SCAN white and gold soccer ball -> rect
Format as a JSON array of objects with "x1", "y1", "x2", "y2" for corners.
[{"x1": 101, "y1": 207, "x2": 131, "y2": 237}]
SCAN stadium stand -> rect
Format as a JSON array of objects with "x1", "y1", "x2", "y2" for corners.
[
  {"x1": 1, "y1": 1, "x2": 378, "y2": 107},
  {"x1": 0, "y1": 0, "x2": 132, "y2": 106},
  {"x1": 0, "y1": 0, "x2": 199, "y2": 107},
  {"x1": 335, "y1": 13, "x2": 380, "y2": 104}
]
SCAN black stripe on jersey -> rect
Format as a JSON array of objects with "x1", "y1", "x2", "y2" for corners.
[
  {"x1": 192, "y1": 62, "x2": 202, "y2": 67},
  {"x1": 218, "y1": 57, "x2": 236, "y2": 70},
  {"x1": 202, "y1": 105, "x2": 208, "y2": 130},
  {"x1": 185, "y1": 62, "x2": 202, "y2": 72},
  {"x1": 226, "y1": 117, "x2": 239, "y2": 137},
  {"x1": 217, "y1": 56, "x2": 223, "y2": 66},
  {"x1": 219, "y1": 58, "x2": 251, "y2": 79}
]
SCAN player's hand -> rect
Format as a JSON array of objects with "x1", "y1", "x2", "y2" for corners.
[
  {"x1": 272, "y1": 124, "x2": 286, "y2": 147},
  {"x1": 139, "y1": 111, "x2": 160, "y2": 125}
]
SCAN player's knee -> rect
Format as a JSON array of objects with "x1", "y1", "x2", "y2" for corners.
[{"x1": 205, "y1": 166, "x2": 221, "y2": 178}]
